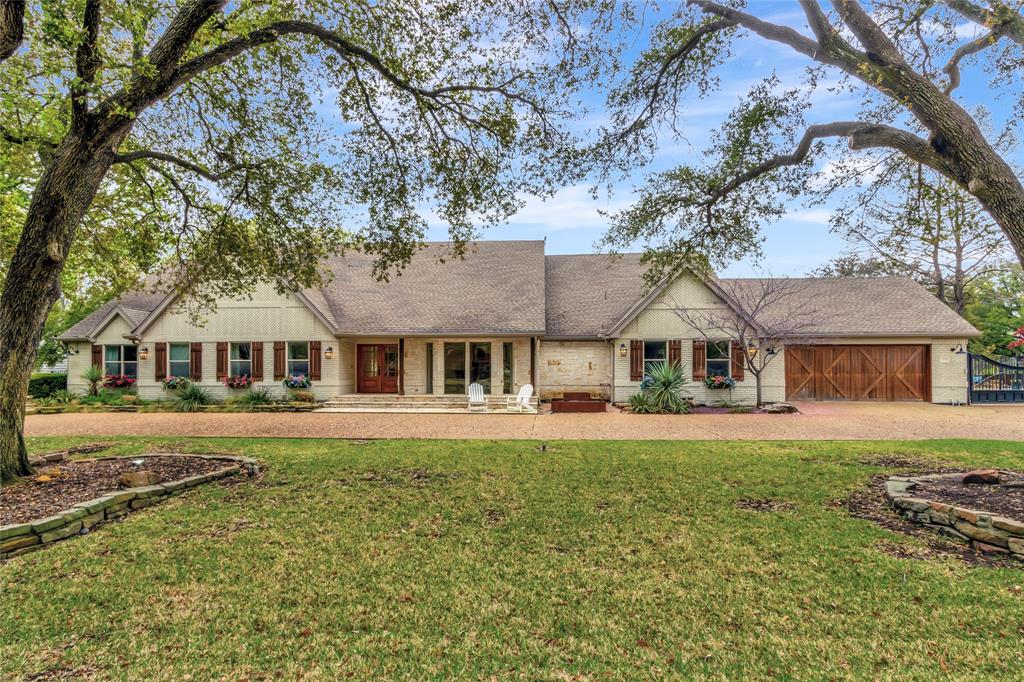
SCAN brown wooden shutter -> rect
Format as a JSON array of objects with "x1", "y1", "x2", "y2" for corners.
[
  {"x1": 190, "y1": 343, "x2": 203, "y2": 381},
  {"x1": 216, "y1": 342, "x2": 228, "y2": 379},
  {"x1": 309, "y1": 340, "x2": 322, "y2": 381},
  {"x1": 730, "y1": 341, "x2": 745, "y2": 381},
  {"x1": 692, "y1": 340, "x2": 707, "y2": 381},
  {"x1": 629, "y1": 339, "x2": 644, "y2": 381},
  {"x1": 273, "y1": 341, "x2": 286, "y2": 380},
  {"x1": 91, "y1": 344, "x2": 102, "y2": 369},
  {"x1": 251, "y1": 342, "x2": 264, "y2": 381},
  {"x1": 668, "y1": 340, "x2": 681, "y2": 368},
  {"x1": 155, "y1": 342, "x2": 167, "y2": 381}
]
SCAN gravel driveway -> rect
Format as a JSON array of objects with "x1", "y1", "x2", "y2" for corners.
[{"x1": 23, "y1": 402, "x2": 1024, "y2": 441}]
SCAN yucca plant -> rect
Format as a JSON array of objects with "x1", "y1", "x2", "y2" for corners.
[
  {"x1": 175, "y1": 383, "x2": 213, "y2": 413},
  {"x1": 627, "y1": 391, "x2": 657, "y2": 414},
  {"x1": 50, "y1": 389, "x2": 77, "y2": 404},
  {"x1": 81, "y1": 364, "x2": 104, "y2": 397},
  {"x1": 641, "y1": 362, "x2": 692, "y2": 414},
  {"x1": 235, "y1": 387, "x2": 274, "y2": 406}
]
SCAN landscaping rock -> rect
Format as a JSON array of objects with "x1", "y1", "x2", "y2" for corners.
[
  {"x1": 1008, "y1": 537, "x2": 1024, "y2": 554},
  {"x1": 972, "y1": 541, "x2": 1010, "y2": 556},
  {"x1": 0, "y1": 534, "x2": 40, "y2": 553},
  {"x1": 40, "y1": 521, "x2": 82, "y2": 544},
  {"x1": 131, "y1": 484, "x2": 166, "y2": 499},
  {"x1": 758, "y1": 402, "x2": 800, "y2": 414},
  {"x1": 119, "y1": 470, "x2": 162, "y2": 488},
  {"x1": 992, "y1": 516, "x2": 1024, "y2": 535},
  {"x1": 954, "y1": 521, "x2": 1009, "y2": 548},
  {"x1": 0, "y1": 523, "x2": 33, "y2": 540},
  {"x1": 73, "y1": 495, "x2": 118, "y2": 515},
  {"x1": 963, "y1": 469, "x2": 1000, "y2": 485},
  {"x1": 31, "y1": 515, "x2": 67, "y2": 533}
]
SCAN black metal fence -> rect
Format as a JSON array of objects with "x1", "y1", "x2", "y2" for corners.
[{"x1": 968, "y1": 353, "x2": 1024, "y2": 403}]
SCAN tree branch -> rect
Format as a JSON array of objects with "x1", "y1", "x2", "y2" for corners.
[
  {"x1": 943, "y1": 30, "x2": 1003, "y2": 94},
  {"x1": 703, "y1": 121, "x2": 954, "y2": 207},
  {"x1": 941, "y1": 0, "x2": 1024, "y2": 47},
  {"x1": 832, "y1": 0, "x2": 906, "y2": 65},
  {"x1": 112, "y1": 150, "x2": 254, "y2": 181},
  {"x1": 0, "y1": 0, "x2": 24, "y2": 63},
  {"x1": 72, "y1": 0, "x2": 103, "y2": 127}
]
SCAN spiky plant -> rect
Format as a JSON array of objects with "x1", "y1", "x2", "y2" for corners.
[
  {"x1": 81, "y1": 365, "x2": 104, "y2": 397},
  {"x1": 175, "y1": 384, "x2": 213, "y2": 413},
  {"x1": 642, "y1": 362, "x2": 692, "y2": 414}
]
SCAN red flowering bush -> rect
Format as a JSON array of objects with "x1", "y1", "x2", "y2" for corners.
[
  {"x1": 103, "y1": 375, "x2": 136, "y2": 389},
  {"x1": 1010, "y1": 326, "x2": 1024, "y2": 350}
]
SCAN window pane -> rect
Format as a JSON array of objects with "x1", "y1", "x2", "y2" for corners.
[
  {"x1": 105, "y1": 362, "x2": 120, "y2": 376},
  {"x1": 105, "y1": 346, "x2": 121, "y2": 362},
  {"x1": 169, "y1": 361, "x2": 190, "y2": 377},
  {"x1": 425, "y1": 343, "x2": 434, "y2": 394},
  {"x1": 288, "y1": 342, "x2": 309, "y2": 360},
  {"x1": 169, "y1": 343, "x2": 189, "y2": 362},
  {"x1": 470, "y1": 342, "x2": 491, "y2": 393},
  {"x1": 122, "y1": 345, "x2": 137, "y2": 362},
  {"x1": 231, "y1": 343, "x2": 250, "y2": 361},
  {"x1": 382, "y1": 347, "x2": 398, "y2": 377},
  {"x1": 444, "y1": 343, "x2": 465, "y2": 395},
  {"x1": 707, "y1": 341, "x2": 730, "y2": 359},
  {"x1": 707, "y1": 360, "x2": 730, "y2": 377},
  {"x1": 122, "y1": 362, "x2": 138, "y2": 378},
  {"x1": 502, "y1": 342, "x2": 513, "y2": 394},
  {"x1": 288, "y1": 361, "x2": 310, "y2": 376},
  {"x1": 644, "y1": 341, "x2": 667, "y2": 360},
  {"x1": 231, "y1": 361, "x2": 251, "y2": 377}
]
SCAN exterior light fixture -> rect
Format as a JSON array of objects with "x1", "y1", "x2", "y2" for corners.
[
  {"x1": 139, "y1": 346, "x2": 150, "y2": 360},
  {"x1": 325, "y1": 346, "x2": 335, "y2": 360},
  {"x1": 618, "y1": 343, "x2": 628, "y2": 358},
  {"x1": 745, "y1": 340, "x2": 758, "y2": 359},
  {"x1": 950, "y1": 343, "x2": 966, "y2": 354}
]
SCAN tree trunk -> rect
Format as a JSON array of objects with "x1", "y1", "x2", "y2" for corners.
[
  {"x1": 0, "y1": 126, "x2": 126, "y2": 482},
  {"x1": 753, "y1": 370, "x2": 763, "y2": 408}
]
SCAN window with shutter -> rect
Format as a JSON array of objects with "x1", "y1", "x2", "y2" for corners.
[
  {"x1": 629, "y1": 339, "x2": 643, "y2": 381},
  {"x1": 252, "y1": 342, "x2": 264, "y2": 381},
  {"x1": 668, "y1": 340, "x2": 681, "y2": 367},
  {"x1": 154, "y1": 342, "x2": 167, "y2": 381},
  {"x1": 309, "y1": 340, "x2": 322, "y2": 381},
  {"x1": 190, "y1": 343, "x2": 203, "y2": 381},
  {"x1": 730, "y1": 341, "x2": 745, "y2": 381},
  {"x1": 692, "y1": 340, "x2": 706, "y2": 381}
]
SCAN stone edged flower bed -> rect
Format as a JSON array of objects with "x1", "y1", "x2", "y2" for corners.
[
  {"x1": 0, "y1": 453, "x2": 258, "y2": 561},
  {"x1": 885, "y1": 473, "x2": 1024, "y2": 560}
]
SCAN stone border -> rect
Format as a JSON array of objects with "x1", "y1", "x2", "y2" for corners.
[
  {"x1": 0, "y1": 453, "x2": 258, "y2": 561},
  {"x1": 885, "y1": 473, "x2": 1024, "y2": 559}
]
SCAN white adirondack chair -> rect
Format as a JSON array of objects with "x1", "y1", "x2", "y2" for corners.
[
  {"x1": 467, "y1": 382, "x2": 488, "y2": 412},
  {"x1": 506, "y1": 383, "x2": 536, "y2": 413}
]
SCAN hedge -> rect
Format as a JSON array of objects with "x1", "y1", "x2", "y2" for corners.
[{"x1": 28, "y1": 373, "x2": 68, "y2": 399}]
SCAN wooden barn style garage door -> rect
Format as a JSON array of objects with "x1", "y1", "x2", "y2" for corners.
[{"x1": 785, "y1": 345, "x2": 930, "y2": 402}]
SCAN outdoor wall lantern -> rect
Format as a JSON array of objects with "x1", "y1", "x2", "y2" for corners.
[
  {"x1": 745, "y1": 340, "x2": 758, "y2": 359},
  {"x1": 325, "y1": 346, "x2": 335, "y2": 360},
  {"x1": 950, "y1": 344, "x2": 966, "y2": 354},
  {"x1": 139, "y1": 346, "x2": 150, "y2": 361},
  {"x1": 618, "y1": 343, "x2": 628, "y2": 358}
]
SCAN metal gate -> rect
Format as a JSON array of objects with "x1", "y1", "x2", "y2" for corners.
[{"x1": 968, "y1": 354, "x2": 1024, "y2": 403}]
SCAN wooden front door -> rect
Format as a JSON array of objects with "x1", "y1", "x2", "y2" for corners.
[
  {"x1": 785, "y1": 345, "x2": 930, "y2": 402},
  {"x1": 357, "y1": 344, "x2": 400, "y2": 393}
]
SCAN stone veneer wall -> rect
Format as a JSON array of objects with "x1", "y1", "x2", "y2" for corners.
[
  {"x1": 885, "y1": 473, "x2": 1024, "y2": 558},
  {"x1": 0, "y1": 454, "x2": 257, "y2": 561}
]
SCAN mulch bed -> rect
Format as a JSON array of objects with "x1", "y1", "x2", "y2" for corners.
[
  {"x1": 736, "y1": 497, "x2": 794, "y2": 512},
  {"x1": 1, "y1": 456, "x2": 237, "y2": 525},
  {"x1": 909, "y1": 471, "x2": 1024, "y2": 519}
]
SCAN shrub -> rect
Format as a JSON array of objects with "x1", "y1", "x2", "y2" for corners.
[
  {"x1": 50, "y1": 389, "x2": 77, "y2": 404},
  {"x1": 28, "y1": 373, "x2": 67, "y2": 399},
  {"x1": 175, "y1": 383, "x2": 213, "y2": 412},
  {"x1": 235, "y1": 387, "x2": 274, "y2": 406},
  {"x1": 289, "y1": 389, "x2": 315, "y2": 403},
  {"x1": 643, "y1": 362, "x2": 692, "y2": 414},
  {"x1": 627, "y1": 391, "x2": 657, "y2": 414},
  {"x1": 81, "y1": 365, "x2": 104, "y2": 396}
]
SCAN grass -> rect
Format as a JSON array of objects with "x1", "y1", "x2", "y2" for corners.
[{"x1": 3, "y1": 437, "x2": 1024, "y2": 680}]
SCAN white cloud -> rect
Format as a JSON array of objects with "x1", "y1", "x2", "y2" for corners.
[{"x1": 785, "y1": 208, "x2": 834, "y2": 225}]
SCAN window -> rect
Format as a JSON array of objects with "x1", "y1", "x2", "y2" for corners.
[
  {"x1": 444, "y1": 342, "x2": 465, "y2": 395},
  {"x1": 502, "y1": 342, "x2": 513, "y2": 394},
  {"x1": 104, "y1": 345, "x2": 137, "y2": 377},
  {"x1": 470, "y1": 342, "x2": 491, "y2": 393},
  {"x1": 643, "y1": 341, "x2": 667, "y2": 378},
  {"x1": 230, "y1": 342, "x2": 251, "y2": 378},
  {"x1": 425, "y1": 343, "x2": 434, "y2": 394},
  {"x1": 168, "y1": 343, "x2": 190, "y2": 378},
  {"x1": 707, "y1": 341, "x2": 731, "y2": 378},
  {"x1": 287, "y1": 342, "x2": 309, "y2": 377}
]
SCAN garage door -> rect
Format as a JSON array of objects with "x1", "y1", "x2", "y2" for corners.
[{"x1": 785, "y1": 345, "x2": 930, "y2": 402}]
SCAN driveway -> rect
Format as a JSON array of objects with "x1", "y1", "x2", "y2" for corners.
[{"x1": 23, "y1": 401, "x2": 1024, "y2": 441}]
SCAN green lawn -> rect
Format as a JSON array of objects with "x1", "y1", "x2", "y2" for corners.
[{"x1": 3, "y1": 437, "x2": 1024, "y2": 680}]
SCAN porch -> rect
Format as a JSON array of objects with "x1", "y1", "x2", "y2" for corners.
[{"x1": 317, "y1": 393, "x2": 539, "y2": 413}]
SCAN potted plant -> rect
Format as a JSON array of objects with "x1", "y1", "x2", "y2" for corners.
[
  {"x1": 161, "y1": 375, "x2": 191, "y2": 391},
  {"x1": 282, "y1": 374, "x2": 312, "y2": 390},
  {"x1": 703, "y1": 375, "x2": 736, "y2": 390},
  {"x1": 223, "y1": 374, "x2": 252, "y2": 389}
]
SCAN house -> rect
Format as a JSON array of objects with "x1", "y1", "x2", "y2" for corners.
[{"x1": 59, "y1": 240, "x2": 979, "y2": 405}]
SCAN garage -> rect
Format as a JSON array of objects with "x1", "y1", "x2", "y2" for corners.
[{"x1": 785, "y1": 345, "x2": 930, "y2": 402}]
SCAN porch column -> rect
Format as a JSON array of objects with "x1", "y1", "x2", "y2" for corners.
[
  {"x1": 531, "y1": 337, "x2": 538, "y2": 390},
  {"x1": 398, "y1": 337, "x2": 404, "y2": 395}
]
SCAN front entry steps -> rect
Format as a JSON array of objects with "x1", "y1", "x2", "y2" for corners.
[{"x1": 315, "y1": 394, "x2": 540, "y2": 414}]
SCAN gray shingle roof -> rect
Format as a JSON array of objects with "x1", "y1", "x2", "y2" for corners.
[
  {"x1": 311, "y1": 241, "x2": 547, "y2": 335},
  {"x1": 58, "y1": 242, "x2": 979, "y2": 341},
  {"x1": 544, "y1": 253, "x2": 648, "y2": 338}
]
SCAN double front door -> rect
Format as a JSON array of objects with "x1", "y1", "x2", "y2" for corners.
[{"x1": 357, "y1": 344, "x2": 399, "y2": 393}]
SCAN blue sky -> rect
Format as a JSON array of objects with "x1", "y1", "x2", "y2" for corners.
[{"x1": 408, "y1": 3, "x2": 1016, "y2": 276}]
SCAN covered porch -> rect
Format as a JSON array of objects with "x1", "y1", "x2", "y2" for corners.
[{"x1": 333, "y1": 336, "x2": 539, "y2": 406}]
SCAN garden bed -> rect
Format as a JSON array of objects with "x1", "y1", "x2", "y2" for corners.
[{"x1": 1, "y1": 453, "x2": 258, "y2": 560}]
